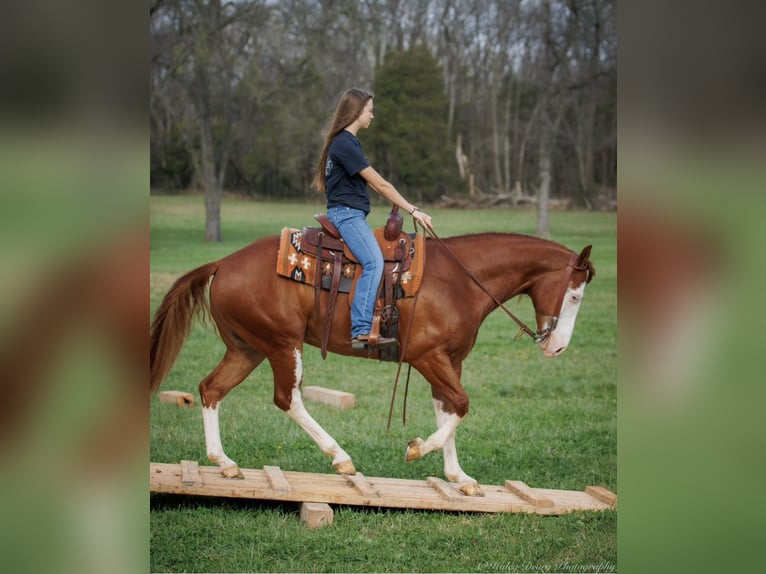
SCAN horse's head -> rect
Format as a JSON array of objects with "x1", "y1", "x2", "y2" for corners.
[{"x1": 532, "y1": 245, "x2": 595, "y2": 358}]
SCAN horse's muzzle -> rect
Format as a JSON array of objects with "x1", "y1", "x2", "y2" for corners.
[{"x1": 543, "y1": 345, "x2": 567, "y2": 358}]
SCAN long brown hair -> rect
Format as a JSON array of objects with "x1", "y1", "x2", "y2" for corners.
[{"x1": 312, "y1": 88, "x2": 373, "y2": 193}]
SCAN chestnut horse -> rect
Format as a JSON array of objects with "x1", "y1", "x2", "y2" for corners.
[{"x1": 150, "y1": 231, "x2": 594, "y2": 496}]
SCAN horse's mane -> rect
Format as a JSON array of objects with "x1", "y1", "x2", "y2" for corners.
[{"x1": 433, "y1": 231, "x2": 571, "y2": 253}]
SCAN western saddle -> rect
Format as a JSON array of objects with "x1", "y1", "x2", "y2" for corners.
[{"x1": 300, "y1": 207, "x2": 414, "y2": 361}]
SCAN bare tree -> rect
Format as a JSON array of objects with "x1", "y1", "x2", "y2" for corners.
[
  {"x1": 149, "y1": 0, "x2": 616, "y2": 229},
  {"x1": 560, "y1": 0, "x2": 617, "y2": 207},
  {"x1": 524, "y1": 0, "x2": 563, "y2": 236},
  {"x1": 151, "y1": 0, "x2": 267, "y2": 241}
]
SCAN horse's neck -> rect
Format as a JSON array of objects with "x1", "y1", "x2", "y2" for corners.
[{"x1": 443, "y1": 233, "x2": 565, "y2": 300}]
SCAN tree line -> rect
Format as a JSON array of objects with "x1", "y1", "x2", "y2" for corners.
[{"x1": 150, "y1": 0, "x2": 616, "y2": 240}]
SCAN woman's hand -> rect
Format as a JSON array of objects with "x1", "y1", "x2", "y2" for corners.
[{"x1": 410, "y1": 207, "x2": 433, "y2": 230}]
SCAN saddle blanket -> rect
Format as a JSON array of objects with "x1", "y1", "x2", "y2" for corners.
[{"x1": 276, "y1": 227, "x2": 425, "y2": 297}]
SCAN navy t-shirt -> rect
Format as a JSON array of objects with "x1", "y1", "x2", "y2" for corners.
[{"x1": 325, "y1": 130, "x2": 371, "y2": 214}]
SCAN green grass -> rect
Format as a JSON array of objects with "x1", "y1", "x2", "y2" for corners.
[{"x1": 150, "y1": 194, "x2": 616, "y2": 573}]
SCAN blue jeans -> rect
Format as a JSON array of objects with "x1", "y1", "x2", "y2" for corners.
[{"x1": 327, "y1": 206, "x2": 383, "y2": 338}]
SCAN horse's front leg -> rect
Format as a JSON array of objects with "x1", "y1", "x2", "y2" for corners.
[
  {"x1": 435, "y1": 398, "x2": 483, "y2": 496},
  {"x1": 271, "y1": 348, "x2": 356, "y2": 475},
  {"x1": 404, "y1": 356, "x2": 483, "y2": 496},
  {"x1": 404, "y1": 404, "x2": 461, "y2": 463},
  {"x1": 404, "y1": 398, "x2": 483, "y2": 496}
]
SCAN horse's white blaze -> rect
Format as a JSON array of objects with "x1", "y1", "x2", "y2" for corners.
[
  {"x1": 202, "y1": 404, "x2": 238, "y2": 470},
  {"x1": 543, "y1": 282, "x2": 586, "y2": 357},
  {"x1": 285, "y1": 348, "x2": 351, "y2": 466}
]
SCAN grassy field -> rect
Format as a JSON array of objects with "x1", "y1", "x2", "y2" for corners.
[{"x1": 150, "y1": 194, "x2": 616, "y2": 573}]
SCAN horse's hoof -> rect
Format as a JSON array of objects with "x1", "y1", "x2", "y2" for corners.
[
  {"x1": 221, "y1": 465, "x2": 244, "y2": 479},
  {"x1": 459, "y1": 482, "x2": 484, "y2": 497},
  {"x1": 405, "y1": 438, "x2": 424, "y2": 462},
  {"x1": 333, "y1": 459, "x2": 356, "y2": 475}
]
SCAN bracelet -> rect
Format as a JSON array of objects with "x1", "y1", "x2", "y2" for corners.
[{"x1": 410, "y1": 206, "x2": 420, "y2": 215}]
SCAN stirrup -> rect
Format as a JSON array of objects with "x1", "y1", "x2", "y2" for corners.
[{"x1": 351, "y1": 335, "x2": 398, "y2": 351}]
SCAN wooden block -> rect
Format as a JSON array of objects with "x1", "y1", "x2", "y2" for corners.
[
  {"x1": 180, "y1": 460, "x2": 202, "y2": 486},
  {"x1": 427, "y1": 476, "x2": 463, "y2": 502},
  {"x1": 300, "y1": 502, "x2": 334, "y2": 528},
  {"x1": 302, "y1": 386, "x2": 355, "y2": 409},
  {"x1": 263, "y1": 465, "x2": 292, "y2": 492},
  {"x1": 159, "y1": 390, "x2": 195, "y2": 407},
  {"x1": 345, "y1": 472, "x2": 380, "y2": 498},
  {"x1": 504, "y1": 480, "x2": 555, "y2": 507},
  {"x1": 586, "y1": 486, "x2": 617, "y2": 508}
]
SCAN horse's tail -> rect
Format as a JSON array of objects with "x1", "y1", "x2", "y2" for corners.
[{"x1": 150, "y1": 261, "x2": 219, "y2": 395}]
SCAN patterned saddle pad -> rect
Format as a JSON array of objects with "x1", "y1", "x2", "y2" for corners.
[{"x1": 276, "y1": 227, "x2": 425, "y2": 297}]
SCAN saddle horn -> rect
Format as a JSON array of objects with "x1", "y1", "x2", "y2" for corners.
[{"x1": 384, "y1": 205, "x2": 403, "y2": 241}]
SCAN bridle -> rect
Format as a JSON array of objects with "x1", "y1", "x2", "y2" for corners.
[{"x1": 526, "y1": 251, "x2": 591, "y2": 344}]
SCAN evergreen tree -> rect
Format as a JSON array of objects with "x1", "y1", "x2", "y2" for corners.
[{"x1": 366, "y1": 46, "x2": 460, "y2": 203}]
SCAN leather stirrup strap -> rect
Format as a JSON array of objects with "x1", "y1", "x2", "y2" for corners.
[
  {"x1": 321, "y1": 250, "x2": 344, "y2": 360},
  {"x1": 314, "y1": 231, "x2": 324, "y2": 321},
  {"x1": 384, "y1": 265, "x2": 395, "y2": 317},
  {"x1": 368, "y1": 299, "x2": 382, "y2": 346}
]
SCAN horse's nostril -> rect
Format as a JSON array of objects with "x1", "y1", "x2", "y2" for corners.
[{"x1": 556, "y1": 347, "x2": 566, "y2": 355}]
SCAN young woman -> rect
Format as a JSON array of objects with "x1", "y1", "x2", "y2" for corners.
[{"x1": 312, "y1": 88, "x2": 433, "y2": 350}]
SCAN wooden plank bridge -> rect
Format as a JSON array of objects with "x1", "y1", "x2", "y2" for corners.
[{"x1": 151, "y1": 461, "x2": 616, "y2": 525}]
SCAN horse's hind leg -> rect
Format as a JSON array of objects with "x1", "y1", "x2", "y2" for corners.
[
  {"x1": 199, "y1": 348, "x2": 262, "y2": 478},
  {"x1": 270, "y1": 347, "x2": 356, "y2": 475}
]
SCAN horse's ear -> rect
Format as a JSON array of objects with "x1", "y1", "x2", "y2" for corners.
[{"x1": 578, "y1": 245, "x2": 595, "y2": 283}]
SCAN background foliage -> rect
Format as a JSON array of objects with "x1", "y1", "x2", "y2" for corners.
[
  {"x1": 366, "y1": 46, "x2": 458, "y2": 202},
  {"x1": 150, "y1": 0, "x2": 616, "y2": 209}
]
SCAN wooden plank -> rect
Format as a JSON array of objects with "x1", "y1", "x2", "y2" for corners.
[
  {"x1": 159, "y1": 390, "x2": 195, "y2": 407},
  {"x1": 263, "y1": 465, "x2": 292, "y2": 492},
  {"x1": 302, "y1": 386, "x2": 355, "y2": 409},
  {"x1": 300, "y1": 502, "x2": 333, "y2": 528},
  {"x1": 149, "y1": 463, "x2": 534, "y2": 513},
  {"x1": 150, "y1": 463, "x2": 612, "y2": 515},
  {"x1": 180, "y1": 460, "x2": 201, "y2": 486},
  {"x1": 504, "y1": 480, "x2": 555, "y2": 507},
  {"x1": 586, "y1": 486, "x2": 617, "y2": 508},
  {"x1": 345, "y1": 473, "x2": 380, "y2": 498},
  {"x1": 535, "y1": 488, "x2": 611, "y2": 513},
  {"x1": 427, "y1": 476, "x2": 463, "y2": 502}
]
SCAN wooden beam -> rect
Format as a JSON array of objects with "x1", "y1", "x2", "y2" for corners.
[
  {"x1": 300, "y1": 502, "x2": 333, "y2": 528},
  {"x1": 302, "y1": 386, "x2": 355, "y2": 409},
  {"x1": 159, "y1": 390, "x2": 195, "y2": 407},
  {"x1": 263, "y1": 465, "x2": 292, "y2": 492},
  {"x1": 427, "y1": 476, "x2": 463, "y2": 502},
  {"x1": 345, "y1": 473, "x2": 380, "y2": 498},
  {"x1": 504, "y1": 480, "x2": 555, "y2": 507},
  {"x1": 180, "y1": 460, "x2": 202, "y2": 487},
  {"x1": 586, "y1": 486, "x2": 617, "y2": 508}
]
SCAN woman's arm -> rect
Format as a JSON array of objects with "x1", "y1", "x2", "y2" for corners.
[{"x1": 359, "y1": 166, "x2": 433, "y2": 227}]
